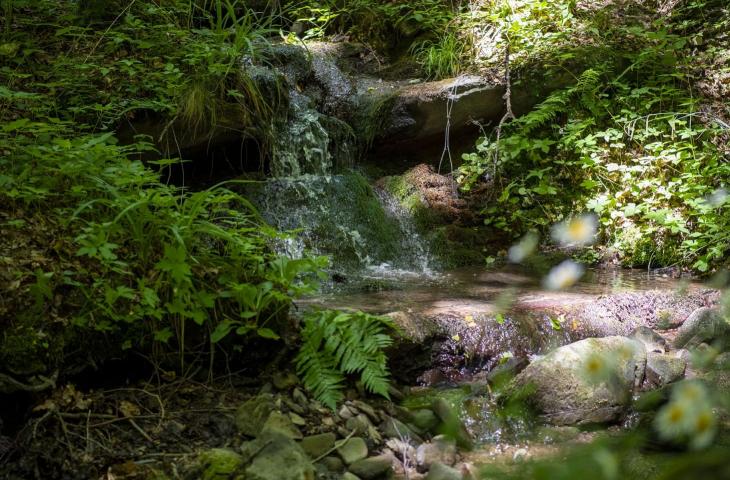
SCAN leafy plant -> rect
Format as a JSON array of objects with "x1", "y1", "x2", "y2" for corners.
[{"x1": 295, "y1": 309, "x2": 395, "y2": 409}]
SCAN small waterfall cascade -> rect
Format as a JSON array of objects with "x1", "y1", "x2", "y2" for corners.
[{"x1": 244, "y1": 173, "x2": 434, "y2": 278}]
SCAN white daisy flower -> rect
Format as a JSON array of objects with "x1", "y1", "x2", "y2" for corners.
[
  {"x1": 551, "y1": 215, "x2": 598, "y2": 246},
  {"x1": 508, "y1": 232, "x2": 539, "y2": 263},
  {"x1": 543, "y1": 260, "x2": 584, "y2": 290}
]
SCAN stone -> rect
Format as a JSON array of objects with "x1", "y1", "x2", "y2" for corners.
[
  {"x1": 242, "y1": 431, "x2": 315, "y2": 480},
  {"x1": 386, "y1": 438, "x2": 416, "y2": 466},
  {"x1": 415, "y1": 435, "x2": 457, "y2": 470},
  {"x1": 262, "y1": 411, "x2": 302, "y2": 439},
  {"x1": 645, "y1": 352, "x2": 686, "y2": 387},
  {"x1": 337, "y1": 437, "x2": 369, "y2": 465},
  {"x1": 293, "y1": 388, "x2": 308, "y2": 407},
  {"x1": 235, "y1": 394, "x2": 275, "y2": 437},
  {"x1": 348, "y1": 453, "x2": 395, "y2": 480},
  {"x1": 424, "y1": 462, "x2": 463, "y2": 480},
  {"x1": 674, "y1": 307, "x2": 727, "y2": 348},
  {"x1": 342, "y1": 473, "x2": 362, "y2": 480},
  {"x1": 339, "y1": 405, "x2": 356, "y2": 420},
  {"x1": 381, "y1": 417, "x2": 424, "y2": 444},
  {"x1": 289, "y1": 412, "x2": 307, "y2": 426},
  {"x1": 510, "y1": 336, "x2": 647, "y2": 425},
  {"x1": 301, "y1": 433, "x2": 336, "y2": 459},
  {"x1": 199, "y1": 448, "x2": 243, "y2": 480},
  {"x1": 272, "y1": 372, "x2": 299, "y2": 390},
  {"x1": 351, "y1": 400, "x2": 381, "y2": 423},
  {"x1": 346, "y1": 414, "x2": 373, "y2": 435},
  {"x1": 431, "y1": 399, "x2": 474, "y2": 450},
  {"x1": 321, "y1": 456, "x2": 345, "y2": 473},
  {"x1": 410, "y1": 409, "x2": 440, "y2": 434},
  {"x1": 629, "y1": 326, "x2": 667, "y2": 353}
]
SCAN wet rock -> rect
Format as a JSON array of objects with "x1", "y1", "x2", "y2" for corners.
[
  {"x1": 510, "y1": 336, "x2": 647, "y2": 425},
  {"x1": 273, "y1": 372, "x2": 299, "y2": 390},
  {"x1": 321, "y1": 456, "x2": 345, "y2": 473},
  {"x1": 424, "y1": 462, "x2": 463, "y2": 480},
  {"x1": 410, "y1": 409, "x2": 440, "y2": 434},
  {"x1": 235, "y1": 394, "x2": 275, "y2": 437},
  {"x1": 645, "y1": 352, "x2": 686, "y2": 387},
  {"x1": 386, "y1": 438, "x2": 417, "y2": 466},
  {"x1": 293, "y1": 388, "x2": 308, "y2": 407},
  {"x1": 337, "y1": 437, "x2": 369, "y2": 465},
  {"x1": 198, "y1": 448, "x2": 243, "y2": 480},
  {"x1": 415, "y1": 435, "x2": 457, "y2": 470},
  {"x1": 262, "y1": 411, "x2": 302, "y2": 440},
  {"x1": 673, "y1": 307, "x2": 727, "y2": 349},
  {"x1": 381, "y1": 417, "x2": 424, "y2": 444},
  {"x1": 348, "y1": 453, "x2": 396, "y2": 479},
  {"x1": 339, "y1": 405, "x2": 356, "y2": 420},
  {"x1": 375, "y1": 76, "x2": 504, "y2": 155},
  {"x1": 431, "y1": 398, "x2": 474, "y2": 450},
  {"x1": 629, "y1": 326, "x2": 667, "y2": 353},
  {"x1": 351, "y1": 400, "x2": 381, "y2": 424},
  {"x1": 301, "y1": 433, "x2": 336, "y2": 459},
  {"x1": 242, "y1": 431, "x2": 315, "y2": 480}
]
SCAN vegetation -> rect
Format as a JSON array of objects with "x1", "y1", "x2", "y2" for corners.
[
  {"x1": 1, "y1": 0, "x2": 730, "y2": 478},
  {"x1": 458, "y1": 0, "x2": 730, "y2": 272}
]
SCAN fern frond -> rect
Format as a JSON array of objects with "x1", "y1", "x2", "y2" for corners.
[{"x1": 295, "y1": 309, "x2": 395, "y2": 409}]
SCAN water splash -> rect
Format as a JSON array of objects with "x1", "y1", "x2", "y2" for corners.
[{"x1": 243, "y1": 173, "x2": 434, "y2": 279}]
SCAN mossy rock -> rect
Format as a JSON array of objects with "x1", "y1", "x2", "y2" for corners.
[{"x1": 198, "y1": 448, "x2": 244, "y2": 480}]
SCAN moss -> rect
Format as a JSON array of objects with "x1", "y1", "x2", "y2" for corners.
[
  {"x1": 198, "y1": 448, "x2": 244, "y2": 480},
  {"x1": 615, "y1": 224, "x2": 683, "y2": 268}
]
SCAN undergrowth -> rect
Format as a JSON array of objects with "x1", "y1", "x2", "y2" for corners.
[
  {"x1": 459, "y1": 0, "x2": 730, "y2": 272},
  {"x1": 295, "y1": 309, "x2": 394, "y2": 409}
]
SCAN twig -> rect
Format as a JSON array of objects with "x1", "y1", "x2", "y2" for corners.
[
  {"x1": 127, "y1": 418, "x2": 156, "y2": 444},
  {"x1": 312, "y1": 429, "x2": 356, "y2": 463},
  {"x1": 0, "y1": 371, "x2": 57, "y2": 393}
]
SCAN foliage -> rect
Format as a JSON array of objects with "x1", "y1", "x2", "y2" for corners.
[
  {"x1": 295, "y1": 309, "x2": 395, "y2": 409},
  {"x1": 459, "y1": 1, "x2": 730, "y2": 272}
]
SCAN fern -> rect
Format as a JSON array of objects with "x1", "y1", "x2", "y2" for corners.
[{"x1": 295, "y1": 309, "x2": 395, "y2": 409}]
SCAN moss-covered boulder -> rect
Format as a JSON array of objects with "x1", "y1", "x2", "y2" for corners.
[
  {"x1": 198, "y1": 448, "x2": 244, "y2": 480},
  {"x1": 510, "y1": 336, "x2": 647, "y2": 425}
]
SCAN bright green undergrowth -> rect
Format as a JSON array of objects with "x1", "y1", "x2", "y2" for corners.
[{"x1": 459, "y1": 0, "x2": 730, "y2": 272}]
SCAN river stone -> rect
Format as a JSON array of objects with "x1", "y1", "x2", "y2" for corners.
[
  {"x1": 381, "y1": 417, "x2": 424, "y2": 444},
  {"x1": 510, "y1": 336, "x2": 647, "y2": 425},
  {"x1": 235, "y1": 394, "x2": 275, "y2": 437},
  {"x1": 301, "y1": 432, "x2": 336, "y2": 459},
  {"x1": 321, "y1": 455, "x2": 345, "y2": 473},
  {"x1": 645, "y1": 352, "x2": 686, "y2": 387},
  {"x1": 337, "y1": 437, "x2": 369, "y2": 465},
  {"x1": 629, "y1": 326, "x2": 667, "y2": 353},
  {"x1": 410, "y1": 409, "x2": 440, "y2": 434},
  {"x1": 342, "y1": 473, "x2": 362, "y2": 480},
  {"x1": 431, "y1": 398, "x2": 474, "y2": 450},
  {"x1": 242, "y1": 431, "x2": 315, "y2": 480},
  {"x1": 424, "y1": 462, "x2": 463, "y2": 480},
  {"x1": 346, "y1": 414, "x2": 374, "y2": 435},
  {"x1": 262, "y1": 411, "x2": 302, "y2": 439},
  {"x1": 415, "y1": 435, "x2": 457, "y2": 469},
  {"x1": 199, "y1": 448, "x2": 244, "y2": 480},
  {"x1": 673, "y1": 307, "x2": 727, "y2": 348},
  {"x1": 348, "y1": 453, "x2": 395, "y2": 479}
]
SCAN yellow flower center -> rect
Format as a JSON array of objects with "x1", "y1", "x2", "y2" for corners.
[{"x1": 668, "y1": 404, "x2": 685, "y2": 424}]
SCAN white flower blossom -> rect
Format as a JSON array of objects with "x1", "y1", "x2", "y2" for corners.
[
  {"x1": 551, "y1": 215, "x2": 598, "y2": 246},
  {"x1": 543, "y1": 260, "x2": 584, "y2": 291}
]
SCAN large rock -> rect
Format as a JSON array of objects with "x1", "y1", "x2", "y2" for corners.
[
  {"x1": 673, "y1": 307, "x2": 728, "y2": 348},
  {"x1": 198, "y1": 448, "x2": 244, "y2": 480},
  {"x1": 375, "y1": 76, "x2": 504, "y2": 155},
  {"x1": 235, "y1": 394, "x2": 275, "y2": 437},
  {"x1": 242, "y1": 431, "x2": 315, "y2": 480},
  {"x1": 348, "y1": 453, "x2": 396, "y2": 479},
  {"x1": 510, "y1": 336, "x2": 647, "y2": 425},
  {"x1": 645, "y1": 352, "x2": 686, "y2": 387},
  {"x1": 425, "y1": 462, "x2": 463, "y2": 480}
]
